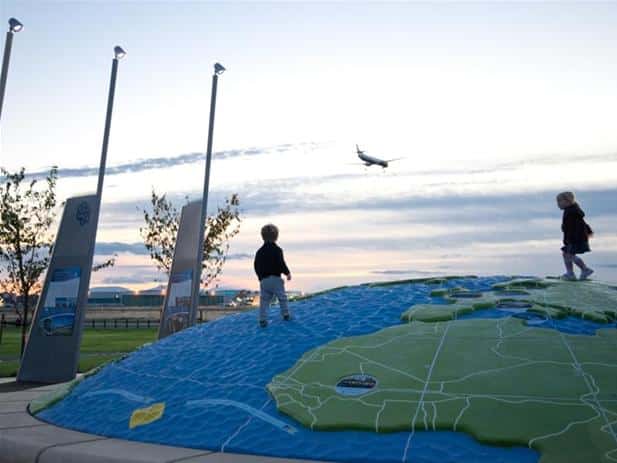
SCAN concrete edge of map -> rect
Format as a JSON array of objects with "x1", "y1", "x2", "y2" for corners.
[{"x1": 0, "y1": 381, "x2": 326, "y2": 463}]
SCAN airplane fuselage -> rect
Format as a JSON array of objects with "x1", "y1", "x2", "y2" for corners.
[{"x1": 358, "y1": 152, "x2": 388, "y2": 168}]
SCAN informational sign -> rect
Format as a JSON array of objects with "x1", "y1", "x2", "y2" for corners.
[
  {"x1": 158, "y1": 201, "x2": 202, "y2": 340},
  {"x1": 18, "y1": 194, "x2": 99, "y2": 384},
  {"x1": 162, "y1": 270, "x2": 193, "y2": 334},
  {"x1": 38, "y1": 267, "x2": 81, "y2": 336}
]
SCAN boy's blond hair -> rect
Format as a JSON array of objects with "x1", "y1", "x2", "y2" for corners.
[
  {"x1": 261, "y1": 224, "x2": 279, "y2": 242},
  {"x1": 556, "y1": 191, "x2": 576, "y2": 205}
]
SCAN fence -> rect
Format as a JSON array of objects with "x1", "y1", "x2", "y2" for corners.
[
  {"x1": 0, "y1": 316, "x2": 161, "y2": 331},
  {"x1": 7, "y1": 294, "x2": 225, "y2": 308},
  {"x1": 0, "y1": 307, "x2": 240, "y2": 338},
  {"x1": 87, "y1": 318, "x2": 160, "y2": 329}
]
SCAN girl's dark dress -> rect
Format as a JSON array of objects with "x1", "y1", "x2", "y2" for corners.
[{"x1": 561, "y1": 203, "x2": 592, "y2": 255}]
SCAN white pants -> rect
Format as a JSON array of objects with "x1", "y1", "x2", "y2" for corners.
[{"x1": 259, "y1": 276, "x2": 289, "y2": 322}]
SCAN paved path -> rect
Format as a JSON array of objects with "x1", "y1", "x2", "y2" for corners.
[{"x1": 0, "y1": 378, "x2": 324, "y2": 463}]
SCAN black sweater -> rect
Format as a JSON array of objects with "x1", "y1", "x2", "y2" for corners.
[
  {"x1": 254, "y1": 242, "x2": 291, "y2": 281},
  {"x1": 562, "y1": 203, "x2": 592, "y2": 245}
]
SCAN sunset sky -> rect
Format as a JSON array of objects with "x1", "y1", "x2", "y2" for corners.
[{"x1": 2, "y1": 1, "x2": 617, "y2": 292}]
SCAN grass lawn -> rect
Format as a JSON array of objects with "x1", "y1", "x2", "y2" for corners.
[{"x1": 0, "y1": 326, "x2": 157, "y2": 378}]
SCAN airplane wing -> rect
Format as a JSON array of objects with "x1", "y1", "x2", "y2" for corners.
[{"x1": 385, "y1": 158, "x2": 404, "y2": 162}]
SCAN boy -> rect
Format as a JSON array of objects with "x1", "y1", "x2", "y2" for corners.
[{"x1": 254, "y1": 224, "x2": 292, "y2": 327}]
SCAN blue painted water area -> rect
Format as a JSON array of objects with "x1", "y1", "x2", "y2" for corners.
[
  {"x1": 38, "y1": 276, "x2": 539, "y2": 463},
  {"x1": 461, "y1": 309, "x2": 617, "y2": 335}
]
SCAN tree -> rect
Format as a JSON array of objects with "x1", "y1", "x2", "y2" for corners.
[
  {"x1": 0, "y1": 167, "x2": 115, "y2": 356},
  {"x1": 1, "y1": 167, "x2": 57, "y2": 356},
  {"x1": 140, "y1": 190, "x2": 241, "y2": 288}
]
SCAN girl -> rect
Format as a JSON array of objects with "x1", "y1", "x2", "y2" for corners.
[{"x1": 556, "y1": 191, "x2": 594, "y2": 281}]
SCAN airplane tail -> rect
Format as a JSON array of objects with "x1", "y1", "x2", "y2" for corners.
[{"x1": 356, "y1": 144, "x2": 363, "y2": 154}]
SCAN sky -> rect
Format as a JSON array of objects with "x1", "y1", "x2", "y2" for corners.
[{"x1": 1, "y1": 1, "x2": 617, "y2": 292}]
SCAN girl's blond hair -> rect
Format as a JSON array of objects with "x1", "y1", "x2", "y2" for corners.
[{"x1": 556, "y1": 191, "x2": 576, "y2": 205}]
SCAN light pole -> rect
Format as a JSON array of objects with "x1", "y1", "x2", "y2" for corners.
[
  {"x1": 190, "y1": 62, "x2": 226, "y2": 323},
  {"x1": 96, "y1": 46, "x2": 126, "y2": 200},
  {"x1": 83, "y1": 44, "x2": 126, "y2": 363},
  {"x1": 88, "y1": 45, "x2": 126, "y2": 328},
  {"x1": 89, "y1": 45, "x2": 126, "y2": 337},
  {"x1": 0, "y1": 17, "x2": 24, "y2": 124}
]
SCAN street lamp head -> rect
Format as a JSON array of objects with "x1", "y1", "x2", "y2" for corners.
[
  {"x1": 114, "y1": 46, "x2": 127, "y2": 60},
  {"x1": 8, "y1": 18, "x2": 23, "y2": 33},
  {"x1": 214, "y1": 62, "x2": 226, "y2": 75}
]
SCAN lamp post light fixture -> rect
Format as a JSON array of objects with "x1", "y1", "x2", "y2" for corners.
[
  {"x1": 0, "y1": 17, "x2": 24, "y2": 124},
  {"x1": 214, "y1": 62, "x2": 226, "y2": 75},
  {"x1": 114, "y1": 46, "x2": 127, "y2": 60},
  {"x1": 190, "y1": 62, "x2": 226, "y2": 322},
  {"x1": 8, "y1": 18, "x2": 23, "y2": 33}
]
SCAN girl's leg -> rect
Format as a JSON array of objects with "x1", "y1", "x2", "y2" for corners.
[
  {"x1": 572, "y1": 256, "x2": 588, "y2": 270},
  {"x1": 575, "y1": 256, "x2": 594, "y2": 279},
  {"x1": 562, "y1": 252, "x2": 575, "y2": 274}
]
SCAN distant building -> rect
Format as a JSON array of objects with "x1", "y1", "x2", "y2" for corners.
[
  {"x1": 138, "y1": 286, "x2": 166, "y2": 295},
  {"x1": 4, "y1": 285, "x2": 227, "y2": 311},
  {"x1": 88, "y1": 286, "x2": 132, "y2": 306},
  {"x1": 88, "y1": 285, "x2": 223, "y2": 308},
  {"x1": 215, "y1": 289, "x2": 242, "y2": 304}
]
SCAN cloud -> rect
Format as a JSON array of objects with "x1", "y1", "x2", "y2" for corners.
[
  {"x1": 95, "y1": 242, "x2": 148, "y2": 255},
  {"x1": 227, "y1": 253, "x2": 253, "y2": 260},
  {"x1": 370, "y1": 269, "x2": 437, "y2": 275},
  {"x1": 90, "y1": 183, "x2": 617, "y2": 290},
  {"x1": 229, "y1": 185, "x2": 617, "y2": 222},
  {"x1": 24, "y1": 142, "x2": 321, "y2": 181},
  {"x1": 94, "y1": 242, "x2": 252, "y2": 260},
  {"x1": 19, "y1": 143, "x2": 616, "y2": 195},
  {"x1": 98, "y1": 187, "x2": 617, "y2": 250}
]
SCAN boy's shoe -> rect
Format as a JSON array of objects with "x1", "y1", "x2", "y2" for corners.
[
  {"x1": 580, "y1": 268, "x2": 594, "y2": 280},
  {"x1": 259, "y1": 320, "x2": 268, "y2": 328},
  {"x1": 282, "y1": 313, "x2": 291, "y2": 321},
  {"x1": 560, "y1": 273, "x2": 577, "y2": 281}
]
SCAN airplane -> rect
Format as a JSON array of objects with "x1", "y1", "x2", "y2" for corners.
[{"x1": 356, "y1": 145, "x2": 402, "y2": 168}]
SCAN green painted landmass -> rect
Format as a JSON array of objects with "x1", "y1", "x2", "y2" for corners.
[
  {"x1": 525, "y1": 280, "x2": 617, "y2": 323},
  {"x1": 268, "y1": 277, "x2": 617, "y2": 463},
  {"x1": 492, "y1": 278, "x2": 552, "y2": 290},
  {"x1": 400, "y1": 292, "x2": 501, "y2": 322},
  {"x1": 402, "y1": 278, "x2": 616, "y2": 325}
]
